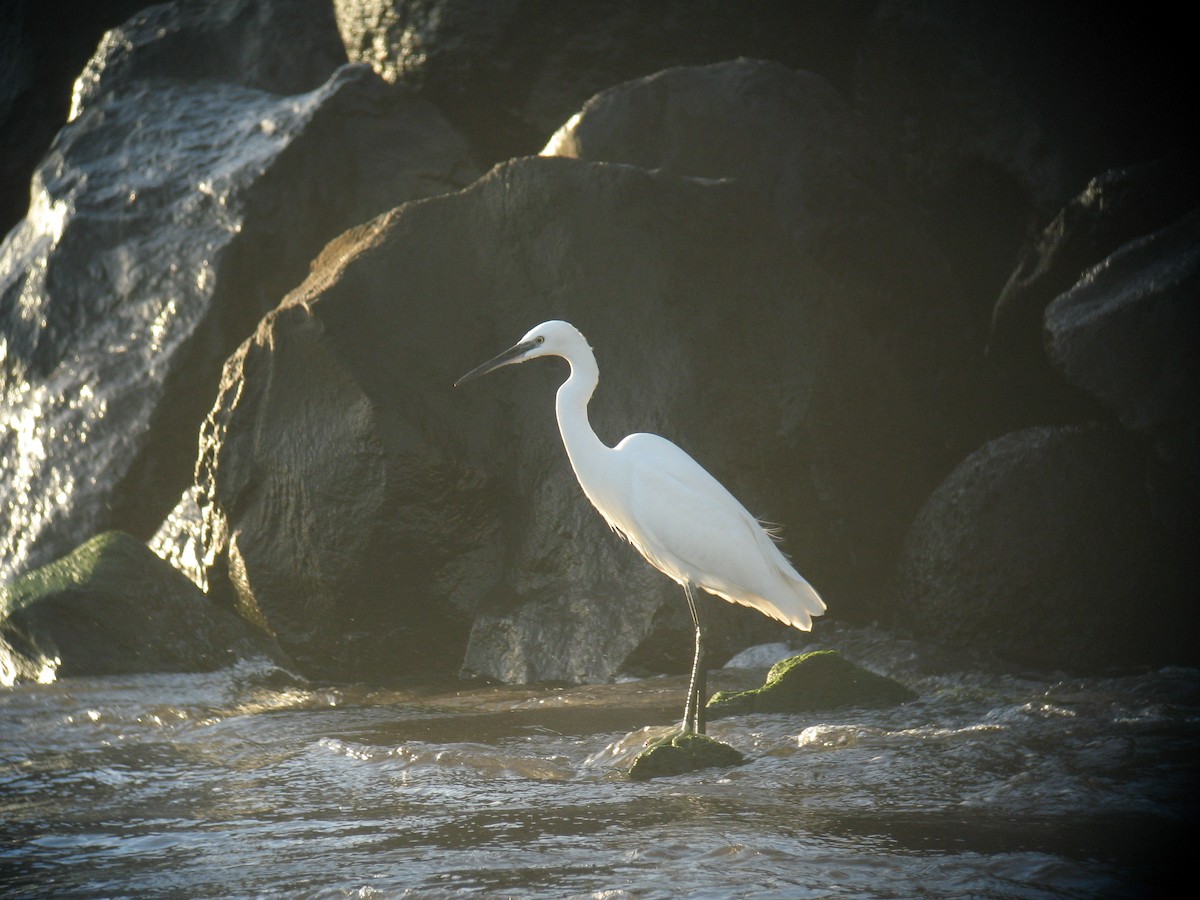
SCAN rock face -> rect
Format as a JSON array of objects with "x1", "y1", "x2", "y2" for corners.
[
  {"x1": 896, "y1": 425, "x2": 1198, "y2": 673},
  {"x1": 193, "y1": 154, "x2": 930, "y2": 683},
  {"x1": 0, "y1": 531, "x2": 274, "y2": 685},
  {"x1": 0, "y1": 1, "x2": 479, "y2": 582},
  {"x1": 68, "y1": 0, "x2": 348, "y2": 120},
  {"x1": 544, "y1": 60, "x2": 959, "y2": 357}
]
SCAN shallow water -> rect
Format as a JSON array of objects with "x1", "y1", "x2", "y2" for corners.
[{"x1": 2, "y1": 626, "x2": 1197, "y2": 898}]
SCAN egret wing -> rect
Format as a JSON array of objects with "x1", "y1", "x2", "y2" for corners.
[
  {"x1": 619, "y1": 436, "x2": 771, "y2": 582},
  {"x1": 617, "y1": 433, "x2": 824, "y2": 629}
]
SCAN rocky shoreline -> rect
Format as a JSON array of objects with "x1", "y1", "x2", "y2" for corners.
[{"x1": 3, "y1": 1, "x2": 1195, "y2": 685}]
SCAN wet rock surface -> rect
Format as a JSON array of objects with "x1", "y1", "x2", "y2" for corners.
[
  {"x1": 0, "y1": 1, "x2": 479, "y2": 583},
  {"x1": 69, "y1": 0, "x2": 348, "y2": 119},
  {"x1": 1, "y1": 0, "x2": 148, "y2": 235}
]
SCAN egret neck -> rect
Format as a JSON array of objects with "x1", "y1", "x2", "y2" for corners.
[{"x1": 553, "y1": 343, "x2": 610, "y2": 505}]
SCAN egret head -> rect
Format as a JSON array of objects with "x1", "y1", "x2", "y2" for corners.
[{"x1": 454, "y1": 320, "x2": 589, "y2": 386}]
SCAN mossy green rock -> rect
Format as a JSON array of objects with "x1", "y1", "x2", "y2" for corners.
[
  {"x1": 706, "y1": 650, "x2": 916, "y2": 717},
  {"x1": 628, "y1": 731, "x2": 746, "y2": 780},
  {"x1": 1, "y1": 531, "x2": 276, "y2": 683}
]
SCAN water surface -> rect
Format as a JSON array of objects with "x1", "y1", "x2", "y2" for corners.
[{"x1": 3, "y1": 626, "x2": 1196, "y2": 897}]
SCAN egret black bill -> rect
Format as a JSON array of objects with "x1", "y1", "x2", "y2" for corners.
[{"x1": 454, "y1": 339, "x2": 537, "y2": 387}]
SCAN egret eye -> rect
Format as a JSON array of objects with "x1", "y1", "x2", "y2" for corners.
[{"x1": 535, "y1": 336, "x2": 545, "y2": 344}]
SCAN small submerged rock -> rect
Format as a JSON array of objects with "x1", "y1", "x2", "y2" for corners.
[
  {"x1": 628, "y1": 731, "x2": 746, "y2": 781},
  {"x1": 706, "y1": 649, "x2": 916, "y2": 717}
]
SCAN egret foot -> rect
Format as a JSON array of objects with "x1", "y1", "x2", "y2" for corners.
[{"x1": 628, "y1": 730, "x2": 745, "y2": 780}]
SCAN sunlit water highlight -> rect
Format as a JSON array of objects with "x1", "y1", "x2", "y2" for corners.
[{"x1": 2, "y1": 627, "x2": 1196, "y2": 898}]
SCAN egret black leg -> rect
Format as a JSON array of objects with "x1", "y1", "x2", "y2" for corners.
[{"x1": 682, "y1": 583, "x2": 707, "y2": 735}]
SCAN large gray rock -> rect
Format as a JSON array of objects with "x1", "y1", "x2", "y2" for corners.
[
  {"x1": 332, "y1": 0, "x2": 877, "y2": 162},
  {"x1": 0, "y1": 1, "x2": 479, "y2": 582},
  {"x1": 1, "y1": 531, "x2": 276, "y2": 685},
  {"x1": 191, "y1": 155, "x2": 926, "y2": 683},
  {"x1": 897, "y1": 425, "x2": 1198, "y2": 673}
]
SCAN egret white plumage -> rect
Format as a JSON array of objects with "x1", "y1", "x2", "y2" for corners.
[{"x1": 455, "y1": 320, "x2": 825, "y2": 734}]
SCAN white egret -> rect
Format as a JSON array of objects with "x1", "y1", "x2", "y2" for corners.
[{"x1": 456, "y1": 320, "x2": 825, "y2": 734}]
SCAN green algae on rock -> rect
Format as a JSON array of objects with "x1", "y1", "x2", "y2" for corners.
[
  {"x1": 707, "y1": 650, "x2": 916, "y2": 717},
  {"x1": 1, "y1": 531, "x2": 277, "y2": 684},
  {"x1": 628, "y1": 730, "x2": 746, "y2": 780}
]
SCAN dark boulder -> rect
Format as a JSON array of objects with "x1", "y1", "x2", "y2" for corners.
[
  {"x1": 0, "y1": 531, "x2": 276, "y2": 685},
  {"x1": 544, "y1": 60, "x2": 959, "y2": 359},
  {"x1": 988, "y1": 161, "x2": 1200, "y2": 430},
  {"x1": 1044, "y1": 207, "x2": 1200, "y2": 495},
  {"x1": 896, "y1": 424, "x2": 1199, "y2": 673},
  {"x1": 0, "y1": 0, "x2": 480, "y2": 583},
  {"x1": 195, "y1": 296, "x2": 489, "y2": 681},
  {"x1": 190, "y1": 155, "x2": 929, "y2": 683}
]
